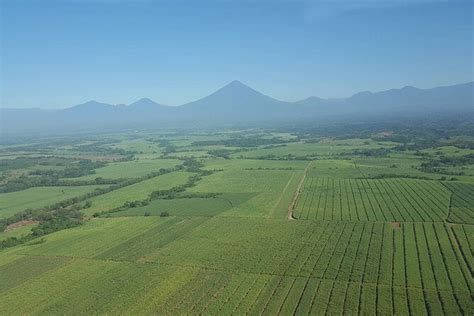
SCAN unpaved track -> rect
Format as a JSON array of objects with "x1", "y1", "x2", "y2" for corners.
[{"x1": 287, "y1": 161, "x2": 311, "y2": 220}]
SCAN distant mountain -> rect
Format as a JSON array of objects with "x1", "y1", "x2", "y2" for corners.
[
  {"x1": 179, "y1": 80, "x2": 298, "y2": 121},
  {"x1": 344, "y1": 82, "x2": 474, "y2": 115},
  {"x1": 295, "y1": 96, "x2": 327, "y2": 107},
  {"x1": 1, "y1": 81, "x2": 473, "y2": 134},
  {"x1": 128, "y1": 98, "x2": 168, "y2": 109},
  {"x1": 67, "y1": 100, "x2": 115, "y2": 112}
]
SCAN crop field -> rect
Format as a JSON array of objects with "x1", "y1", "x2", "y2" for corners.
[
  {"x1": 83, "y1": 171, "x2": 193, "y2": 215},
  {"x1": 68, "y1": 158, "x2": 182, "y2": 181},
  {"x1": 293, "y1": 178, "x2": 451, "y2": 221},
  {"x1": 186, "y1": 169, "x2": 303, "y2": 217},
  {"x1": 0, "y1": 185, "x2": 105, "y2": 219},
  {"x1": 1, "y1": 217, "x2": 471, "y2": 314},
  {"x1": 0, "y1": 127, "x2": 473, "y2": 314},
  {"x1": 443, "y1": 182, "x2": 474, "y2": 224},
  {"x1": 110, "y1": 193, "x2": 256, "y2": 217}
]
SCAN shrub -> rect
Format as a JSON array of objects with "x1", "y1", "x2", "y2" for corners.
[{"x1": 160, "y1": 211, "x2": 169, "y2": 217}]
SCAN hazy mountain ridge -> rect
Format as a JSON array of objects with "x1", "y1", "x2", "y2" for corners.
[{"x1": 2, "y1": 81, "x2": 473, "y2": 133}]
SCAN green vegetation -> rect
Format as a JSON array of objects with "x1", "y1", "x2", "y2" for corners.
[
  {"x1": 294, "y1": 178, "x2": 451, "y2": 221},
  {"x1": 0, "y1": 121, "x2": 473, "y2": 314},
  {"x1": 0, "y1": 185, "x2": 105, "y2": 219}
]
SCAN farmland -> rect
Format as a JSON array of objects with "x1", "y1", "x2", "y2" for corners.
[{"x1": 0, "y1": 121, "x2": 473, "y2": 314}]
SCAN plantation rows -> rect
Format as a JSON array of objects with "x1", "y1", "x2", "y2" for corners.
[
  {"x1": 294, "y1": 177, "x2": 452, "y2": 222},
  {"x1": 155, "y1": 271, "x2": 471, "y2": 315},
  {"x1": 1, "y1": 220, "x2": 471, "y2": 315},
  {"x1": 443, "y1": 182, "x2": 474, "y2": 224},
  {"x1": 148, "y1": 221, "x2": 471, "y2": 315}
]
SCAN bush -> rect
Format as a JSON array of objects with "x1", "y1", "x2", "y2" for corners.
[
  {"x1": 160, "y1": 211, "x2": 169, "y2": 217},
  {"x1": 144, "y1": 211, "x2": 151, "y2": 217}
]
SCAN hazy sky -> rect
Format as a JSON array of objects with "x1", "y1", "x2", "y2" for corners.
[{"x1": 1, "y1": 0, "x2": 473, "y2": 108}]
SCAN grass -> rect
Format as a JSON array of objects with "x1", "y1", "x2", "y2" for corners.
[{"x1": 0, "y1": 223, "x2": 37, "y2": 242}]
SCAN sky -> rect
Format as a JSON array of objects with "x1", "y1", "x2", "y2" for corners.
[{"x1": 1, "y1": 0, "x2": 473, "y2": 108}]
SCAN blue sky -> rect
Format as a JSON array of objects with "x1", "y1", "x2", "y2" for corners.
[{"x1": 1, "y1": 0, "x2": 473, "y2": 108}]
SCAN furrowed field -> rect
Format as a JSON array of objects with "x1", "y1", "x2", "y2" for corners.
[{"x1": 0, "y1": 125, "x2": 473, "y2": 315}]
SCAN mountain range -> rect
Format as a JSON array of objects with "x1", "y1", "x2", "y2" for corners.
[{"x1": 1, "y1": 80, "x2": 473, "y2": 134}]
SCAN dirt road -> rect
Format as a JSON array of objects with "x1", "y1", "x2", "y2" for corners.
[{"x1": 287, "y1": 161, "x2": 311, "y2": 220}]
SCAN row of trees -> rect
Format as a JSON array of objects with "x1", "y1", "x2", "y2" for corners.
[
  {"x1": 0, "y1": 163, "x2": 189, "y2": 249},
  {"x1": 95, "y1": 158, "x2": 217, "y2": 217}
]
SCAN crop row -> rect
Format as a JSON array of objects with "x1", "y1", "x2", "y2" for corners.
[
  {"x1": 3, "y1": 218, "x2": 471, "y2": 314},
  {"x1": 443, "y1": 182, "x2": 474, "y2": 224},
  {"x1": 294, "y1": 177, "x2": 451, "y2": 222},
  {"x1": 147, "y1": 222, "x2": 471, "y2": 314}
]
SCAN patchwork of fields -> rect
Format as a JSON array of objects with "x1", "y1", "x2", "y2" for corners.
[
  {"x1": 0, "y1": 130, "x2": 473, "y2": 314},
  {"x1": 1, "y1": 218, "x2": 472, "y2": 314}
]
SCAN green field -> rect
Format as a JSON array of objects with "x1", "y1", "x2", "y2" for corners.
[
  {"x1": 1, "y1": 217, "x2": 471, "y2": 314},
  {"x1": 110, "y1": 193, "x2": 256, "y2": 217},
  {"x1": 294, "y1": 177, "x2": 451, "y2": 221},
  {"x1": 0, "y1": 185, "x2": 105, "y2": 219},
  {"x1": 67, "y1": 158, "x2": 182, "y2": 180},
  {"x1": 83, "y1": 171, "x2": 194, "y2": 215},
  {"x1": 0, "y1": 127, "x2": 473, "y2": 314}
]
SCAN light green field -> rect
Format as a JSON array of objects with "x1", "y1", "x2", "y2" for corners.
[
  {"x1": 66, "y1": 158, "x2": 182, "y2": 180},
  {"x1": 294, "y1": 177, "x2": 451, "y2": 221},
  {"x1": 187, "y1": 169, "x2": 303, "y2": 217},
  {"x1": 231, "y1": 140, "x2": 396, "y2": 159},
  {"x1": 111, "y1": 139, "x2": 163, "y2": 154},
  {"x1": 421, "y1": 146, "x2": 473, "y2": 157},
  {"x1": 0, "y1": 223, "x2": 37, "y2": 242},
  {"x1": 0, "y1": 217, "x2": 470, "y2": 314},
  {"x1": 166, "y1": 150, "x2": 210, "y2": 158},
  {"x1": 83, "y1": 172, "x2": 193, "y2": 215},
  {"x1": 202, "y1": 158, "x2": 308, "y2": 171},
  {"x1": 110, "y1": 193, "x2": 255, "y2": 217},
  {"x1": 0, "y1": 185, "x2": 105, "y2": 219}
]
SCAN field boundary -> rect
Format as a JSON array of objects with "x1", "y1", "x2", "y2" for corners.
[{"x1": 287, "y1": 161, "x2": 311, "y2": 220}]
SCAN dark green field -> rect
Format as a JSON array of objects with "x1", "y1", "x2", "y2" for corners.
[{"x1": 0, "y1": 122, "x2": 473, "y2": 315}]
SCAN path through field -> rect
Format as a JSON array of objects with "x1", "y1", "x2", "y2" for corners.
[{"x1": 287, "y1": 161, "x2": 311, "y2": 220}]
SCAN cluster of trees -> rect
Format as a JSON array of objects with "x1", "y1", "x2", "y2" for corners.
[
  {"x1": 96, "y1": 159, "x2": 216, "y2": 217},
  {"x1": 207, "y1": 149, "x2": 234, "y2": 159},
  {"x1": 0, "y1": 156, "x2": 71, "y2": 173},
  {"x1": 191, "y1": 136, "x2": 296, "y2": 148},
  {"x1": 0, "y1": 205, "x2": 85, "y2": 249},
  {"x1": 74, "y1": 141, "x2": 136, "y2": 157},
  {"x1": 0, "y1": 159, "x2": 106, "y2": 193},
  {"x1": 1, "y1": 163, "x2": 188, "y2": 249},
  {"x1": 352, "y1": 148, "x2": 391, "y2": 157},
  {"x1": 243, "y1": 167, "x2": 294, "y2": 170},
  {"x1": 418, "y1": 154, "x2": 474, "y2": 175}
]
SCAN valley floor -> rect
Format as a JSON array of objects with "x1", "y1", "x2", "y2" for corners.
[{"x1": 0, "y1": 128, "x2": 473, "y2": 315}]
